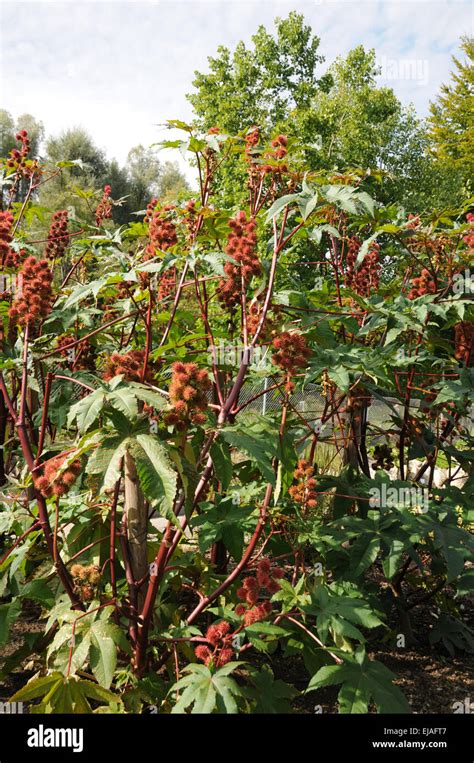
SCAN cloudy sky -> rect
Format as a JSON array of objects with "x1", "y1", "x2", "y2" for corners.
[{"x1": 0, "y1": 0, "x2": 472, "y2": 176}]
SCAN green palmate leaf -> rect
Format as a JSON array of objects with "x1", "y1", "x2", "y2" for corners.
[
  {"x1": 68, "y1": 389, "x2": 106, "y2": 431},
  {"x1": 191, "y1": 497, "x2": 256, "y2": 560},
  {"x1": 265, "y1": 193, "x2": 299, "y2": 222},
  {"x1": 11, "y1": 671, "x2": 120, "y2": 713},
  {"x1": 210, "y1": 440, "x2": 233, "y2": 492},
  {"x1": 246, "y1": 665, "x2": 296, "y2": 713},
  {"x1": 220, "y1": 420, "x2": 278, "y2": 485},
  {"x1": 429, "y1": 614, "x2": 474, "y2": 657},
  {"x1": 0, "y1": 598, "x2": 21, "y2": 647},
  {"x1": 304, "y1": 583, "x2": 383, "y2": 646},
  {"x1": 86, "y1": 435, "x2": 128, "y2": 490},
  {"x1": 133, "y1": 434, "x2": 177, "y2": 512},
  {"x1": 307, "y1": 649, "x2": 411, "y2": 714},
  {"x1": 170, "y1": 662, "x2": 243, "y2": 714},
  {"x1": 89, "y1": 622, "x2": 117, "y2": 689}
]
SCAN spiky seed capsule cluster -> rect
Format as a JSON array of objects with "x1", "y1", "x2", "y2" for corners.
[
  {"x1": 454, "y1": 321, "x2": 473, "y2": 365},
  {"x1": 34, "y1": 453, "x2": 82, "y2": 498},
  {"x1": 218, "y1": 212, "x2": 260, "y2": 308},
  {"x1": 261, "y1": 134, "x2": 288, "y2": 174},
  {"x1": 372, "y1": 444, "x2": 395, "y2": 471},
  {"x1": 271, "y1": 331, "x2": 311, "y2": 374},
  {"x1": 345, "y1": 237, "x2": 381, "y2": 297},
  {"x1": 0, "y1": 211, "x2": 14, "y2": 267},
  {"x1": 408, "y1": 269, "x2": 437, "y2": 299},
  {"x1": 245, "y1": 127, "x2": 260, "y2": 159},
  {"x1": 141, "y1": 205, "x2": 178, "y2": 288},
  {"x1": 103, "y1": 349, "x2": 154, "y2": 383},
  {"x1": 246, "y1": 300, "x2": 278, "y2": 341},
  {"x1": 289, "y1": 459, "x2": 318, "y2": 509},
  {"x1": 144, "y1": 198, "x2": 158, "y2": 224},
  {"x1": 9, "y1": 257, "x2": 53, "y2": 327},
  {"x1": 165, "y1": 362, "x2": 211, "y2": 430},
  {"x1": 70, "y1": 564, "x2": 101, "y2": 602},
  {"x1": 95, "y1": 185, "x2": 112, "y2": 226},
  {"x1": 194, "y1": 620, "x2": 234, "y2": 668},
  {"x1": 463, "y1": 212, "x2": 474, "y2": 248},
  {"x1": 183, "y1": 199, "x2": 198, "y2": 239},
  {"x1": 157, "y1": 268, "x2": 176, "y2": 301},
  {"x1": 45, "y1": 210, "x2": 69, "y2": 259},
  {"x1": 6, "y1": 130, "x2": 38, "y2": 177},
  {"x1": 235, "y1": 558, "x2": 284, "y2": 625},
  {"x1": 146, "y1": 205, "x2": 177, "y2": 257}
]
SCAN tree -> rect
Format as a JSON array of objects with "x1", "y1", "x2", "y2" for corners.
[
  {"x1": 187, "y1": 14, "x2": 434, "y2": 210},
  {"x1": 0, "y1": 110, "x2": 44, "y2": 158},
  {"x1": 428, "y1": 36, "x2": 473, "y2": 198},
  {"x1": 40, "y1": 127, "x2": 109, "y2": 220},
  {"x1": 188, "y1": 11, "x2": 330, "y2": 134}
]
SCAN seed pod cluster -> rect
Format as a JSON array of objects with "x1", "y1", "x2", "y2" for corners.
[
  {"x1": 463, "y1": 212, "x2": 474, "y2": 248},
  {"x1": 165, "y1": 362, "x2": 211, "y2": 430},
  {"x1": 144, "y1": 198, "x2": 158, "y2": 224},
  {"x1": 95, "y1": 185, "x2": 112, "y2": 226},
  {"x1": 103, "y1": 349, "x2": 155, "y2": 383},
  {"x1": 408, "y1": 269, "x2": 437, "y2": 299},
  {"x1": 345, "y1": 236, "x2": 381, "y2": 297},
  {"x1": 183, "y1": 199, "x2": 198, "y2": 239},
  {"x1": 70, "y1": 564, "x2": 101, "y2": 602},
  {"x1": 245, "y1": 300, "x2": 279, "y2": 342},
  {"x1": 235, "y1": 558, "x2": 284, "y2": 625},
  {"x1": 218, "y1": 211, "x2": 260, "y2": 308},
  {"x1": 146, "y1": 205, "x2": 177, "y2": 257},
  {"x1": 271, "y1": 331, "x2": 311, "y2": 374},
  {"x1": 406, "y1": 214, "x2": 420, "y2": 229},
  {"x1": 0, "y1": 211, "x2": 14, "y2": 267},
  {"x1": 194, "y1": 620, "x2": 234, "y2": 668},
  {"x1": 34, "y1": 453, "x2": 82, "y2": 498},
  {"x1": 289, "y1": 459, "x2": 318, "y2": 509},
  {"x1": 261, "y1": 134, "x2": 288, "y2": 174},
  {"x1": 454, "y1": 321, "x2": 474, "y2": 366},
  {"x1": 157, "y1": 268, "x2": 176, "y2": 301},
  {"x1": 45, "y1": 210, "x2": 69, "y2": 259},
  {"x1": 6, "y1": 130, "x2": 37, "y2": 177},
  {"x1": 9, "y1": 256, "x2": 53, "y2": 327}
]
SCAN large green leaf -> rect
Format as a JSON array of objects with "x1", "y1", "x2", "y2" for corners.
[
  {"x1": 170, "y1": 662, "x2": 243, "y2": 714},
  {"x1": 134, "y1": 434, "x2": 178, "y2": 512},
  {"x1": 307, "y1": 649, "x2": 410, "y2": 714}
]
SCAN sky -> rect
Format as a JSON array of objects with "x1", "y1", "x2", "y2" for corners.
[{"x1": 0, "y1": 0, "x2": 472, "y2": 179}]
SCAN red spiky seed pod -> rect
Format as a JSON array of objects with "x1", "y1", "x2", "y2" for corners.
[
  {"x1": 102, "y1": 349, "x2": 155, "y2": 383},
  {"x1": 164, "y1": 362, "x2": 211, "y2": 429},
  {"x1": 194, "y1": 645, "x2": 212, "y2": 664},
  {"x1": 271, "y1": 331, "x2": 311, "y2": 375},
  {"x1": 454, "y1": 321, "x2": 474, "y2": 366},
  {"x1": 45, "y1": 210, "x2": 69, "y2": 259},
  {"x1": 218, "y1": 211, "x2": 261, "y2": 308},
  {"x1": 289, "y1": 459, "x2": 318, "y2": 509},
  {"x1": 95, "y1": 185, "x2": 112, "y2": 226},
  {"x1": 35, "y1": 452, "x2": 81, "y2": 498},
  {"x1": 9, "y1": 257, "x2": 53, "y2": 328}
]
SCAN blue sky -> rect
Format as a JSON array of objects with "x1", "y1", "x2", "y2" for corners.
[{"x1": 0, "y1": 0, "x2": 472, "y2": 177}]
